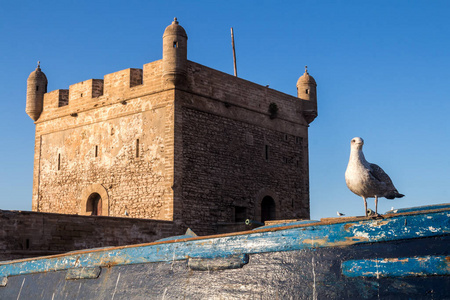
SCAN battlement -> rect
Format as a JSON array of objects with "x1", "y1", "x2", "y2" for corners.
[
  {"x1": 69, "y1": 79, "x2": 104, "y2": 102},
  {"x1": 103, "y1": 68, "x2": 143, "y2": 96},
  {"x1": 43, "y1": 89, "x2": 69, "y2": 109},
  {"x1": 39, "y1": 61, "x2": 163, "y2": 118}
]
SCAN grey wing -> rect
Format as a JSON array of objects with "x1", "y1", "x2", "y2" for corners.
[{"x1": 369, "y1": 163, "x2": 394, "y2": 186}]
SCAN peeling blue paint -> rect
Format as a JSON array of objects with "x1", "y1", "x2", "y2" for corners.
[
  {"x1": 385, "y1": 203, "x2": 450, "y2": 214},
  {"x1": 0, "y1": 209, "x2": 448, "y2": 280},
  {"x1": 254, "y1": 220, "x2": 320, "y2": 230},
  {"x1": 342, "y1": 255, "x2": 450, "y2": 278}
]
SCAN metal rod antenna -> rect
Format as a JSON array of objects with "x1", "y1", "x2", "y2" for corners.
[{"x1": 231, "y1": 27, "x2": 237, "y2": 77}]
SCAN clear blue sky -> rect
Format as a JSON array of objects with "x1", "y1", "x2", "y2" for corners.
[{"x1": 0, "y1": 1, "x2": 449, "y2": 220}]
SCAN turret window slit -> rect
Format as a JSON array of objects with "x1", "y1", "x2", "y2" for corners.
[{"x1": 173, "y1": 41, "x2": 178, "y2": 48}]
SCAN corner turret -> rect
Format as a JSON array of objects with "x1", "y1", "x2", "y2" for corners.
[
  {"x1": 297, "y1": 66, "x2": 317, "y2": 124},
  {"x1": 162, "y1": 18, "x2": 188, "y2": 86},
  {"x1": 26, "y1": 61, "x2": 48, "y2": 121}
]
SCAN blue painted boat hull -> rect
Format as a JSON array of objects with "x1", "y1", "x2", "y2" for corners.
[{"x1": 0, "y1": 206, "x2": 448, "y2": 299}]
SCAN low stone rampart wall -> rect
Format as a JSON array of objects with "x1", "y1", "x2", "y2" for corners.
[{"x1": 0, "y1": 210, "x2": 182, "y2": 261}]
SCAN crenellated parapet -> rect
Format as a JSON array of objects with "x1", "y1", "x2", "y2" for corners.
[
  {"x1": 27, "y1": 19, "x2": 187, "y2": 122},
  {"x1": 69, "y1": 79, "x2": 104, "y2": 102},
  {"x1": 43, "y1": 89, "x2": 69, "y2": 109},
  {"x1": 33, "y1": 61, "x2": 165, "y2": 122},
  {"x1": 103, "y1": 68, "x2": 143, "y2": 96}
]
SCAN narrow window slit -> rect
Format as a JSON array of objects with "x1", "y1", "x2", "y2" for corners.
[
  {"x1": 173, "y1": 41, "x2": 178, "y2": 48},
  {"x1": 95, "y1": 145, "x2": 98, "y2": 158},
  {"x1": 265, "y1": 145, "x2": 269, "y2": 161},
  {"x1": 136, "y1": 139, "x2": 140, "y2": 158},
  {"x1": 58, "y1": 154, "x2": 61, "y2": 171}
]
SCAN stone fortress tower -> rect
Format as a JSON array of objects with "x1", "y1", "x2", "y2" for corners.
[{"x1": 26, "y1": 19, "x2": 318, "y2": 235}]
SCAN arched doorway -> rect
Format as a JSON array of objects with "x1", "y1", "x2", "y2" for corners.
[
  {"x1": 80, "y1": 184, "x2": 109, "y2": 216},
  {"x1": 261, "y1": 196, "x2": 276, "y2": 223},
  {"x1": 86, "y1": 193, "x2": 102, "y2": 216}
]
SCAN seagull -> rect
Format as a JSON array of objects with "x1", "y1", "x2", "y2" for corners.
[
  {"x1": 337, "y1": 211, "x2": 345, "y2": 216},
  {"x1": 345, "y1": 137, "x2": 404, "y2": 217}
]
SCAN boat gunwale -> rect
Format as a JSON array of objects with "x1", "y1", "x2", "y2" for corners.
[{"x1": 0, "y1": 206, "x2": 448, "y2": 266}]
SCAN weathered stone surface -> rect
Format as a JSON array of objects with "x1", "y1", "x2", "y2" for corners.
[{"x1": 0, "y1": 210, "x2": 181, "y2": 261}]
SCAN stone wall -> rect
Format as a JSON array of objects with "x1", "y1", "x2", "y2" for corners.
[
  {"x1": 176, "y1": 107, "x2": 309, "y2": 235},
  {"x1": 33, "y1": 61, "x2": 177, "y2": 221},
  {"x1": 168, "y1": 62, "x2": 311, "y2": 235},
  {"x1": 0, "y1": 210, "x2": 181, "y2": 261},
  {"x1": 37, "y1": 106, "x2": 171, "y2": 219},
  {"x1": 185, "y1": 61, "x2": 310, "y2": 126}
]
